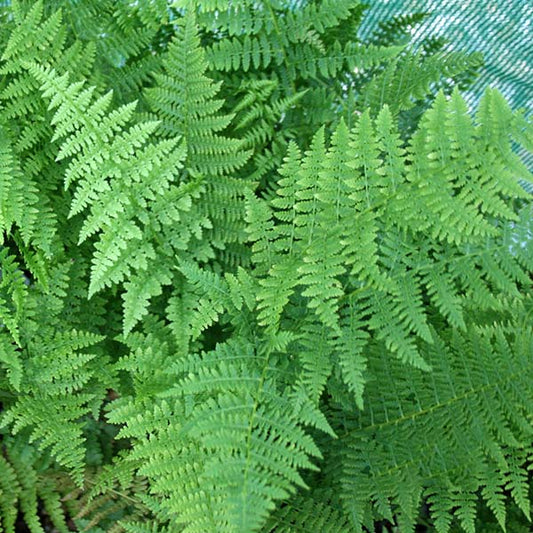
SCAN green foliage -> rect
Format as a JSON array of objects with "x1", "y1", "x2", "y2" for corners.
[{"x1": 0, "y1": 1, "x2": 531, "y2": 532}]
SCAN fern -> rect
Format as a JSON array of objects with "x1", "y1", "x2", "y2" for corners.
[
  {"x1": 0, "y1": 1, "x2": 531, "y2": 532},
  {"x1": 144, "y1": 11, "x2": 252, "y2": 267},
  {"x1": 330, "y1": 313, "x2": 533, "y2": 532},
  {"x1": 0, "y1": 259, "x2": 112, "y2": 486},
  {"x1": 357, "y1": 49, "x2": 484, "y2": 118},
  {"x1": 108, "y1": 337, "x2": 322, "y2": 532},
  {"x1": 24, "y1": 61, "x2": 202, "y2": 334},
  {"x1": 145, "y1": 13, "x2": 248, "y2": 176}
]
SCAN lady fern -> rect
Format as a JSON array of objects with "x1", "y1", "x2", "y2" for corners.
[{"x1": 0, "y1": 1, "x2": 531, "y2": 532}]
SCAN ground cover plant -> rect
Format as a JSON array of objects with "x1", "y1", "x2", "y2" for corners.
[{"x1": 0, "y1": 1, "x2": 532, "y2": 531}]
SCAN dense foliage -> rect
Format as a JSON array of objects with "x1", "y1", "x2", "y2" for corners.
[{"x1": 0, "y1": 1, "x2": 532, "y2": 532}]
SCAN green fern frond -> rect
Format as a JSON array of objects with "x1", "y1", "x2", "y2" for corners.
[
  {"x1": 1, "y1": 331, "x2": 105, "y2": 485},
  {"x1": 358, "y1": 50, "x2": 484, "y2": 117},
  {"x1": 0, "y1": 248, "x2": 27, "y2": 347},
  {"x1": 178, "y1": 260, "x2": 235, "y2": 339},
  {"x1": 25, "y1": 63, "x2": 202, "y2": 329},
  {"x1": 203, "y1": 0, "x2": 400, "y2": 78},
  {"x1": 249, "y1": 87, "x2": 532, "y2": 376},
  {"x1": 0, "y1": 454, "x2": 19, "y2": 533},
  {"x1": 1, "y1": 2, "x2": 63, "y2": 66},
  {"x1": 0, "y1": 445, "x2": 43, "y2": 533},
  {"x1": 263, "y1": 494, "x2": 352, "y2": 532},
  {"x1": 109, "y1": 337, "x2": 322, "y2": 532},
  {"x1": 145, "y1": 11, "x2": 254, "y2": 269},
  {"x1": 145, "y1": 11, "x2": 249, "y2": 177},
  {"x1": 0, "y1": 126, "x2": 39, "y2": 246},
  {"x1": 334, "y1": 318, "x2": 533, "y2": 532}
]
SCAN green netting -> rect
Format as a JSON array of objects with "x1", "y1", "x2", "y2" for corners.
[{"x1": 359, "y1": 0, "x2": 533, "y2": 174}]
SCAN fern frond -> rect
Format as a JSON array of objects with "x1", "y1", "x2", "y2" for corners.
[
  {"x1": 0, "y1": 126, "x2": 40, "y2": 246},
  {"x1": 358, "y1": 50, "x2": 484, "y2": 117},
  {"x1": 145, "y1": 11, "x2": 254, "y2": 269},
  {"x1": 25, "y1": 63, "x2": 202, "y2": 330},
  {"x1": 263, "y1": 494, "x2": 352, "y2": 532},
  {"x1": 109, "y1": 337, "x2": 322, "y2": 532},
  {"x1": 145, "y1": 11, "x2": 249, "y2": 177},
  {"x1": 178, "y1": 260, "x2": 235, "y2": 339},
  {"x1": 1, "y1": 330, "x2": 105, "y2": 485},
  {"x1": 0, "y1": 2, "x2": 88, "y2": 257},
  {"x1": 334, "y1": 318, "x2": 533, "y2": 531},
  {"x1": 0, "y1": 454, "x2": 19, "y2": 533},
  {"x1": 0, "y1": 248, "x2": 27, "y2": 347},
  {"x1": 122, "y1": 268, "x2": 172, "y2": 337},
  {"x1": 1, "y1": 2, "x2": 63, "y2": 67},
  {"x1": 250, "y1": 87, "x2": 532, "y2": 377},
  {"x1": 334, "y1": 297, "x2": 370, "y2": 410},
  {"x1": 0, "y1": 445, "x2": 43, "y2": 533}
]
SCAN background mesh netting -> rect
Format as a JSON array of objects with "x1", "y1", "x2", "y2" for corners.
[{"x1": 359, "y1": 0, "x2": 533, "y2": 178}]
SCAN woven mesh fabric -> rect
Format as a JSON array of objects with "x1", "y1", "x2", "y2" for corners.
[{"x1": 359, "y1": 0, "x2": 533, "y2": 175}]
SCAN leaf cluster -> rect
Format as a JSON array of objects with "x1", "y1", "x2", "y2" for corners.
[{"x1": 0, "y1": 1, "x2": 531, "y2": 532}]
